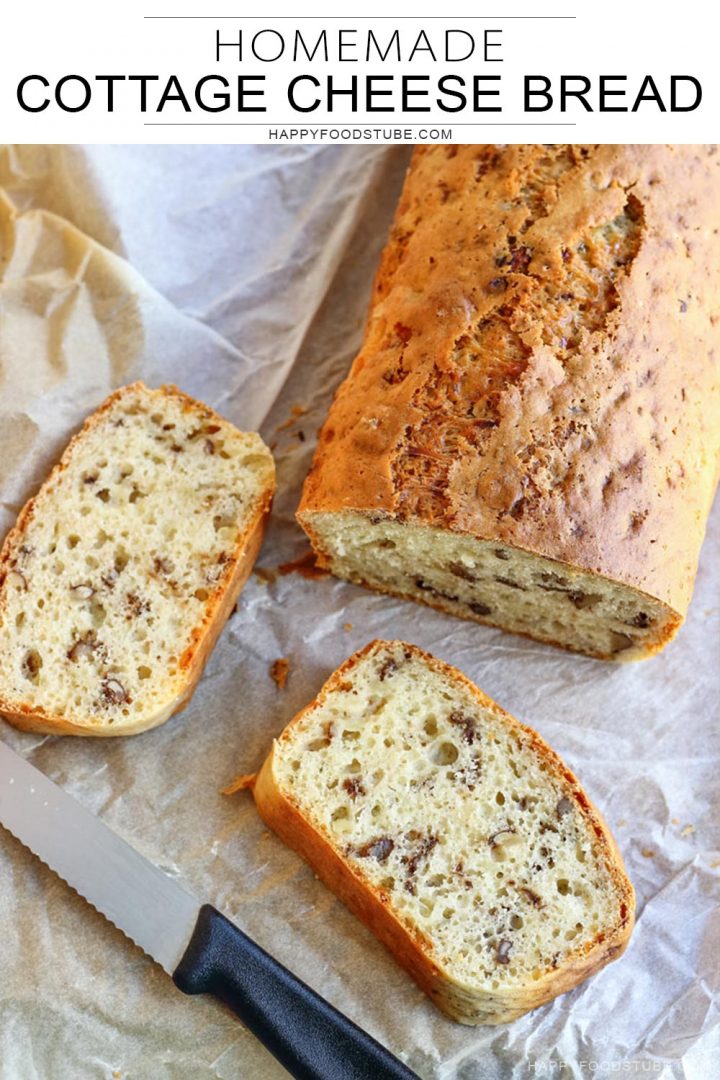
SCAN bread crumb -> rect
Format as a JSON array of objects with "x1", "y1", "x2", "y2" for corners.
[
  {"x1": 640, "y1": 848, "x2": 655, "y2": 858},
  {"x1": 278, "y1": 550, "x2": 328, "y2": 580},
  {"x1": 253, "y1": 566, "x2": 278, "y2": 586},
  {"x1": 681, "y1": 824, "x2": 695, "y2": 837},
  {"x1": 671, "y1": 817, "x2": 679, "y2": 824},
  {"x1": 276, "y1": 405, "x2": 308, "y2": 433},
  {"x1": 222, "y1": 773, "x2": 257, "y2": 795},
  {"x1": 616, "y1": 819, "x2": 627, "y2": 827},
  {"x1": 343, "y1": 622, "x2": 353, "y2": 631},
  {"x1": 270, "y1": 658, "x2": 290, "y2": 690}
]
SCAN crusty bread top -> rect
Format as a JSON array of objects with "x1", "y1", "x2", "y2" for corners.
[
  {"x1": 266, "y1": 640, "x2": 634, "y2": 996},
  {"x1": 300, "y1": 146, "x2": 720, "y2": 616},
  {"x1": 0, "y1": 382, "x2": 275, "y2": 734}
]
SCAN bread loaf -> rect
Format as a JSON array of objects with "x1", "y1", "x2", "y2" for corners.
[
  {"x1": 298, "y1": 145, "x2": 720, "y2": 659},
  {"x1": 0, "y1": 383, "x2": 275, "y2": 736},
  {"x1": 251, "y1": 640, "x2": 634, "y2": 1024}
]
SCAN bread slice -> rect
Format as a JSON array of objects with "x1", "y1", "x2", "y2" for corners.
[
  {"x1": 0, "y1": 383, "x2": 275, "y2": 736},
  {"x1": 251, "y1": 640, "x2": 634, "y2": 1024}
]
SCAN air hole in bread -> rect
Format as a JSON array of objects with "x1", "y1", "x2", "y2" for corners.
[
  {"x1": 432, "y1": 741, "x2": 459, "y2": 766},
  {"x1": 114, "y1": 548, "x2": 130, "y2": 574},
  {"x1": 23, "y1": 649, "x2": 43, "y2": 683}
]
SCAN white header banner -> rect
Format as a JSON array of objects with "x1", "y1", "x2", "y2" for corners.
[{"x1": 1, "y1": 0, "x2": 716, "y2": 144}]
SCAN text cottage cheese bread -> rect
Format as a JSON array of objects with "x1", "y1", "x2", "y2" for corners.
[
  {"x1": 0, "y1": 383, "x2": 275, "y2": 736},
  {"x1": 298, "y1": 145, "x2": 720, "y2": 660},
  {"x1": 249, "y1": 641, "x2": 634, "y2": 1024}
]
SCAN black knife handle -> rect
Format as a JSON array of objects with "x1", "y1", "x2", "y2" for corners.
[{"x1": 173, "y1": 905, "x2": 419, "y2": 1080}]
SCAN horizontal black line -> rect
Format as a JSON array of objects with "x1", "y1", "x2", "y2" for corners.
[{"x1": 143, "y1": 121, "x2": 578, "y2": 126}]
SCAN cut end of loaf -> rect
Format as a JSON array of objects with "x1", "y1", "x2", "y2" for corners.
[
  {"x1": 300, "y1": 511, "x2": 679, "y2": 660},
  {"x1": 0, "y1": 383, "x2": 275, "y2": 735},
  {"x1": 254, "y1": 640, "x2": 635, "y2": 1024}
]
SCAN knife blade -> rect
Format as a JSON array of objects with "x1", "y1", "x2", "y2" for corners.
[{"x1": 0, "y1": 740, "x2": 418, "y2": 1080}]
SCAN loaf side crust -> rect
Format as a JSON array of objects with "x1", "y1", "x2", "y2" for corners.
[
  {"x1": 0, "y1": 383, "x2": 275, "y2": 736},
  {"x1": 252, "y1": 641, "x2": 635, "y2": 1024}
]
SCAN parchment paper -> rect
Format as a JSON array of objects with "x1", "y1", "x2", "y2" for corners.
[{"x1": 0, "y1": 144, "x2": 717, "y2": 1080}]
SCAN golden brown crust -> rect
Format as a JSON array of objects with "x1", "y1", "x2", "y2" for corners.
[
  {"x1": 0, "y1": 383, "x2": 275, "y2": 737},
  {"x1": 252, "y1": 640, "x2": 635, "y2": 1024},
  {"x1": 299, "y1": 145, "x2": 720, "y2": 634}
]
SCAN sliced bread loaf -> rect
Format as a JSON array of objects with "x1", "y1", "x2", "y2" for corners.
[
  {"x1": 0, "y1": 383, "x2": 275, "y2": 736},
  {"x1": 251, "y1": 640, "x2": 634, "y2": 1024},
  {"x1": 298, "y1": 145, "x2": 720, "y2": 660}
]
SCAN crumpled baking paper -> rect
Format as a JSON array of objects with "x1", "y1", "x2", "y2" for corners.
[{"x1": 0, "y1": 143, "x2": 717, "y2": 1080}]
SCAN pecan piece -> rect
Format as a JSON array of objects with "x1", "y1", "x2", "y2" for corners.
[
  {"x1": 356, "y1": 837, "x2": 395, "y2": 863},
  {"x1": 100, "y1": 678, "x2": 130, "y2": 706},
  {"x1": 520, "y1": 886, "x2": 543, "y2": 908},
  {"x1": 495, "y1": 575, "x2": 526, "y2": 591},
  {"x1": 125, "y1": 592, "x2": 150, "y2": 619},
  {"x1": 67, "y1": 630, "x2": 100, "y2": 662},
  {"x1": 378, "y1": 657, "x2": 399, "y2": 681},
  {"x1": 401, "y1": 834, "x2": 439, "y2": 877},
  {"x1": 448, "y1": 711, "x2": 476, "y2": 745},
  {"x1": 342, "y1": 778, "x2": 366, "y2": 800},
  {"x1": 447, "y1": 561, "x2": 477, "y2": 583},
  {"x1": 70, "y1": 583, "x2": 95, "y2": 600},
  {"x1": 495, "y1": 939, "x2": 513, "y2": 964}
]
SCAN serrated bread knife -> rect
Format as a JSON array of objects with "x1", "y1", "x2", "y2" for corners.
[{"x1": 0, "y1": 741, "x2": 418, "y2": 1080}]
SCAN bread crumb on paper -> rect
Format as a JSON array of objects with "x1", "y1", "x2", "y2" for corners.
[
  {"x1": 270, "y1": 657, "x2": 290, "y2": 690},
  {"x1": 276, "y1": 404, "x2": 308, "y2": 432},
  {"x1": 278, "y1": 550, "x2": 328, "y2": 580},
  {"x1": 681, "y1": 824, "x2": 696, "y2": 837},
  {"x1": 222, "y1": 773, "x2": 257, "y2": 796},
  {"x1": 253, "y1": 565, "x2": 278, "y2": 586}
]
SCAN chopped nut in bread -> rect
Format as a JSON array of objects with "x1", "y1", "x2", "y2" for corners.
[
  {"x1": 251, "y1": 640, "x2": 635, "y2": 1024},
  {"x1": 0, "y1": 383, "x2": 275, "y2": 736}
]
